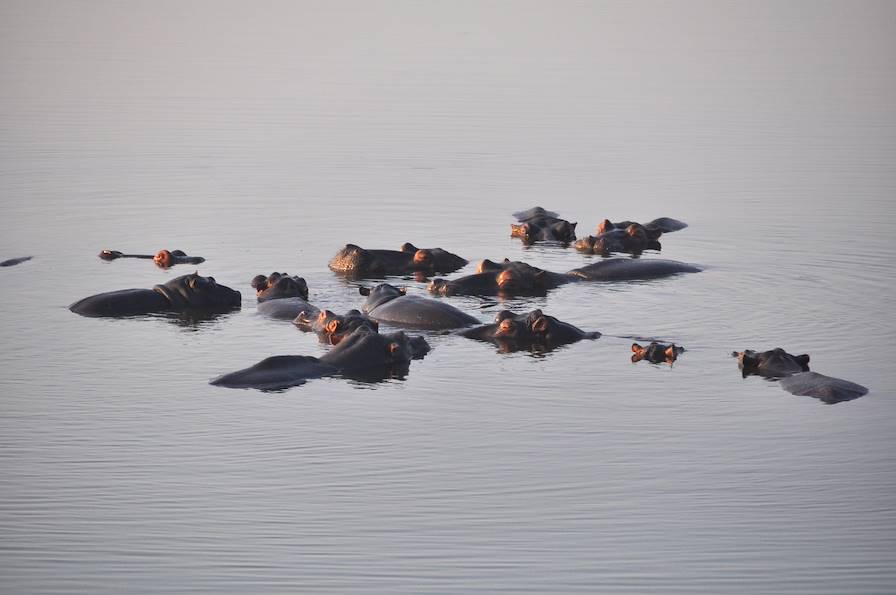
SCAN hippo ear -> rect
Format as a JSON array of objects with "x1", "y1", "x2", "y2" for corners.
[
  {"x1": 400, "y1": 242, "x2": 418, "y2": 253},
  {"x1": 665, "y1": 345, "x2": 677, "y2": 360},
  {"x1": 399, "y1": 287, "x2": 407, "y2": 295},
  {"x1": 532, "y1": 316, "x2": 549, "y2": 333},
  {"x1": 796, "y1": 354, "x2": 810, "y2": 369},
  {"x1": 571, "y1": 222, "x2": 577, "y2": 231},
  {"x1": 325, "y1": 319, "x2": 341, "y2": 333},
  {"x1": 388, "y1": 342, "x2": 401, "y2": 355},
  {"x1": 632, "y1": 343, "x2": 643, "y2": 353},
  {"x1": 359, "y1": 287, "x2": 371, "y2": 296}
]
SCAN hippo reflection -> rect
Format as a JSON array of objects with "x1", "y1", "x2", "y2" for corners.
[
  {"x1": 294, "y1": 309, "x2": 379, "y2": 344},
  {"x1": 70, "y1": 272, "x2": 241, "y2": 317},
  {"x1": 329, "y1": 243, "x2": 467, "y2": 277},
  {"x1": 460, "y1": 309, "x2": 600, "y2": 352},
  {"x1": 360, "y1": 283, "x2": 479, "y2": 329},
  {"x1": 510, "y1": 207, "x2": 577, "y2": 244},
  {"x1": 733, "y1": 348, "x2": 868, "y2": 404},
  {"x1": 210, "y1": 327, "x2": 431, "y2": 390},
  {"x1": 99, "y1": 249, "x2": 205, "y2": 268}
]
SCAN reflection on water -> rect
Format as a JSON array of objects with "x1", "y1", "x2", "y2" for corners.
[{"x1": 2, "y1": 1, "x2": 896, "y2": 593}]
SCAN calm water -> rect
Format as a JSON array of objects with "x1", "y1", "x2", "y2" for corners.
[{"x1": 2, "y1": 1, "x2": 895, "y2": 593}]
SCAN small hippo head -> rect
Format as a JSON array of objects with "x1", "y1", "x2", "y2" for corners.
[
  {"x1": 492, "y1": 309, "x2": 551, "y2": 341},
  {"x1": 153, "y1": 272, "x2": 242, "y2": 310},
  {"x1": 495, "y1": 263, "x2": 550, "y2": 294},
  {"x1": 297, "y1": 308, "x2": 379, "y2": 344},
  {"x1": 251, "y1": 272, "x2": 309, "y2": 302},
  {"x1": 734, "y1": 348, "x2": 810, "y2": 378},
  {"x1": 549, "y1": 220, "x2": 577, "y2": 242},
  {"x1": 153, "y1": 249, "x2": 177, "y2": 268},
  {"x1": 574, "y1": 236, "x2": 597, "y2": 252},
  {"x1": 359, "y1": 283, "x2": 406, "y2": 311},
  {"x1": 325, "y1": 326, "x2": 431, "y2": 373},
  {"x1": 632, "y1": 342, "x2": 682, "y2": 364},
  {"x1": 98, "y1": 249, "x2": 124, "y2": 260}
]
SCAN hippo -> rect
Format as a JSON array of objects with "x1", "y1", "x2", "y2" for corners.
[
  {"x1": 1, "y1": 256, "x2": 32, "y2": 267},
  {"x1": 430, "y1": 257, "x2": 700, "y2": 297},
  {"x1": 566, "y1": 258, "x2": 702, "y2": 281},
  {"x1": 99, "y1": 249, "x2": 205, "y2": 268},
  {"x1": 597, "y1": 217, "x2": 688, "y2": 234},
  {"x1": 460, "y1": 309, "x2": 600, "y2": 352},
  {"x1": 69, "y1": 272, "x2": 241, "y2": 317},
  {"x1": 510, "y1": 207, "x2": 577, "y2": 244},
  {"x1": 360, "y1": 283, "x2": 479, "y2": 329},
  {"x1": 631, "y1": 341, "x2": 683, "y2": 364},
  {"x1": 575, "y1": 224, "x2": 662, "y2": 255},
  {"x1": 329, "y1": 243, "x2": 467, "y2": 277},
  {"x1": 250, "y1": 272, "x2": 319, "y2": 321},
  {"x1": 429, "y1": 259, "x2": 572, "y2": 297},
  {"x1": 210, "y1": 326, "x2": 431, "y2": 390},
  {"x1": 294, "y1": 309, "x2": 379, "y2": 344},
  {"x1": 733, "y1": 348, "x2": 868, "y2": 404}
]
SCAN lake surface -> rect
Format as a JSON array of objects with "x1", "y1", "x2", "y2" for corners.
[{"x1": 2, "y1": 1, "x2": 895, "y2": 592}]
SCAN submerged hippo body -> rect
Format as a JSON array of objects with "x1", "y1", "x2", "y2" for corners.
[
  {"x1": 360, "y1": 283, "x2": 479, "y2": 329},
  {"x1": 99, "y1": 249, "x2": 205, "y2": 268},
  {"x1": 632, "y1": 341, "x2": 684, "y2": 364},
  {"x1": 734, "y1": 348, "x2": 868, "y2": 404},
  {"x1": 511, "y1": 207, "x2": 577, "y2": 244},
  {"x1": 210, "y1": 327, "x2": 431, "y2": 390},
  {"x1": 460, "y1": 309, "x2": 600, "y2": 352},
  {"x1": 294, "y1": 309, "x2": 379, "y2": 344},
  {"x1": 576, "y1": 225, "x2": 662, "y2": 256},
  {"x1": 598, "y1": 217, "x2": 688, "y2": 234},
  {"x1": 69, "y1": 273, "x2": 241, "y2": 317},
  {"x1": 329, "y1": 243, "x2": 467, "y2": 277},
  {"x1": 429, "y1": 259, "x2": 572, "y2": 297},
  {"x1": 566, "y1": 258, "x2": 702, "y2": 281},
  {"x1": 1, "y1": 256, "x2": 33, "y2": 267}
]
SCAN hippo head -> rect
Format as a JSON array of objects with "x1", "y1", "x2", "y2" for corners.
[
  {"x1": 549, "y1": 220, "x2": 577, "y2": 242},
  {"x1": 298, "y1": 309, "x2": 379, "y2": 344},
  {"x1": 496, "y1": 263, "x2": 550, "y2": 294},
  {"x1": 154, "y1": 249, "x2": 178, "y2": 268},
  {"x1": 98, "y1": 249, "x2": 124, "y2": 260},
  {"x1": 477, "y1": 258, "x2": 510, "y2": 273},
  {"x1": 492, "y1": 310, "x2": 552, "y2": 342},
  {"x1": 734, "y1": 348, "x2": 810, "y2": 378},
  {"x1": 400, "y1": 242, "x2": 468, "y2": 273},
  {"x1": 329, "y1": 244, "x2": 377, "y2": 274},
  {"x1": 510, "y1": 222, "x2": 535, "y2": 242},
  {"x1": 574, "y1": 236, "x2": 597, "y2": 252},
  {"x1": 359, "y1": 283, "x2": 406, "y2": 311},
  {"x1": 323, "y1": 326, "x2": 431, "y2": 375},
  {"x1": 251, "y1": 272, "x2": 309, "y2": 302},
  {"x1": 597, "y1": 219, "x2": 615, "y2": 234},
  {"x1": 153, "y1": 273, "x2": 242, "y2": 310},
  {"x1": 632, "y1": 342, "x2": 682, "y2": 364}
]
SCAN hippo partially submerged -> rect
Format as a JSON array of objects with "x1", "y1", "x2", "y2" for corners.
[
  {"x1": 631, "y1": 341, "x2": 684, "y2": 364},
  {"x1": 329, "y1": 243, "x2": 467, "y2": 277},
  {"x1": 733, "y1": 348, "x2": 868, "y2": 404},
  {"x1": 360, "y1": 283, "x2": 479, "y2": 330},
  {"x1": 250, "y1": 272, "x2": 319, "y2": 321},
  {"x1": 429, "y1": 257, "x2": 701, "y2": 297},
  {"x1": 210, "y1": 327, "x2": 431, "y2": 390},
  {"x1": 575, "y1": 224, "x2": 662, "y2": 256},
  {"x1": 460, "y1": 309, "x2": 600, "y2": 352},
  {"x1": 294, "y1": 309, "x2": 379, "y2": 344},
  {"x1": 597, "y1": 217, "x2": 688, "y2": 234},
  {"x1": 1, "y1": 256, "x2": 32, "y2": 267},
  {"x1": 99, "y1": 249, "x2": 205, "y2": 268},
  {"x1": 69, "y1": 272, "x2": 241, "y2": 317},
  {"x1": 510, "y1": 207, "x2": 577, "y2": 244}
]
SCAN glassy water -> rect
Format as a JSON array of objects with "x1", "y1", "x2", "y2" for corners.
[{"x1": 2, "y1": 1, "x2": 895, "y2": 592}]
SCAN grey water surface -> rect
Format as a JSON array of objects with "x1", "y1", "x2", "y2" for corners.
[{"x1": 2, "y1": 1, "x2": 895, "y2": 593}]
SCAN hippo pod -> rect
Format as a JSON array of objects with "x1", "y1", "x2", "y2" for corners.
[
  {"x1": 69, "y1": 272, "x2": 241, "y2": 317},
  {"x1": 631, "y1": 341, "x2": 683, "y2": 364},
  {"x1": 329, "y1": 243, "x2": 467, "y2": 277},
  {"x1": 210, "y1": 326, "x2": 431, "y2": 390},
  {"x1": 99, "y1": 249, "x2": 205, "y2": 268},
  {"x1": 460, "y1": 309, "x2": 600, "y2": 352},
  {"x1": 733, "y1": 348, "x2": 868, "y2": 404},
  {"x1": 429, "y1": 259, "x2": 572, "y2": 297},
  {"x1": 430, "y1": 257, "x2": 701, "y2": 296},
  {"x1": 294, "y1": 309, "x2": 379, "y2": 344},
  {"x1": 575, "y1": 224, "x2": 662, "y2": 256},
  {"x1": 1, "y1": 256, "x2": 32, "y2": 267},
  {"x1": 511, "y1": 206, "x2": 577, "y2": 244},
  {"x1": 360, "y1": 283, "x2": 480, "y2": 330}
]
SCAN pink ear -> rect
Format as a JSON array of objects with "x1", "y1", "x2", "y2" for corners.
[{"x1": 632, "y1": 343, "x2": 642, "y2": 353}]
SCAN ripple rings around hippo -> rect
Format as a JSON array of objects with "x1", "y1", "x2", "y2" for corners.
[
  {"x1": 733, "y1": 348, "x2": 868, "y2": 404},
  {"x1": 210, "y1": 326, "x2": 431, "y2": 390},
  {"x1": 70, "y1": 272, "x2": 241, "y2": 317}
]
